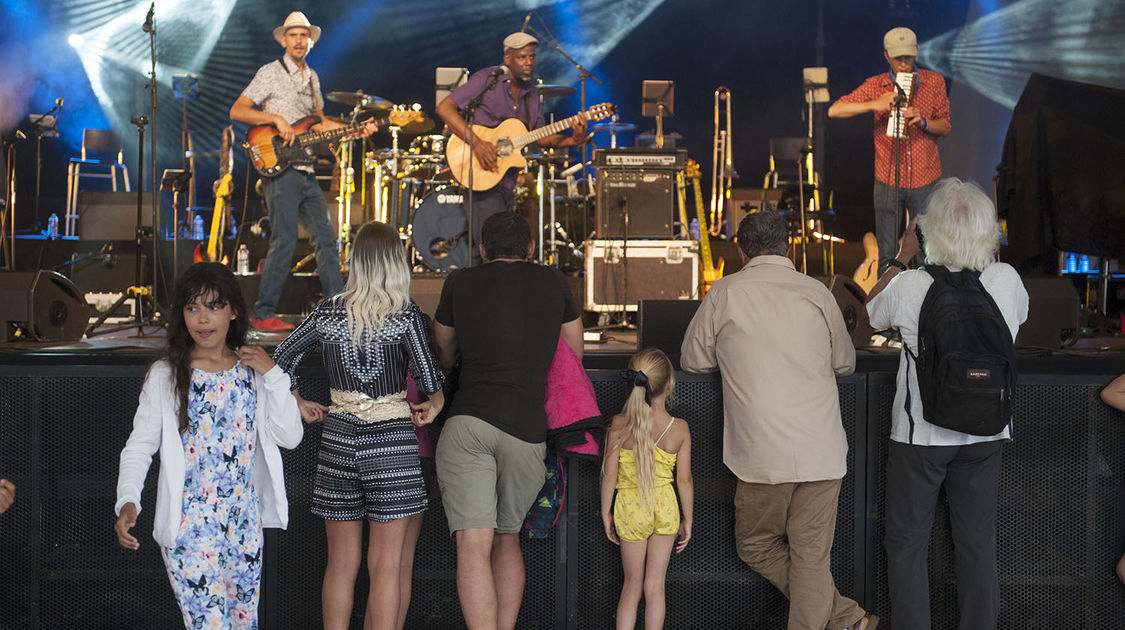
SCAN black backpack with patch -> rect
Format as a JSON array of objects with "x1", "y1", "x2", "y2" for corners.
[{"x1": 904, "y1": 265, "x2": 1017, "y2": 437}]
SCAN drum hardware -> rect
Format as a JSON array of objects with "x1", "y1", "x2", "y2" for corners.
[{"x1": 710, "y1": 86, "x2": 735, "y2": 238}]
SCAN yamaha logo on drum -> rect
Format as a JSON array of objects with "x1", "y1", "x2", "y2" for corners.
[{"x1": 437, "y1": 193, "x2": 464, "y2": 204}]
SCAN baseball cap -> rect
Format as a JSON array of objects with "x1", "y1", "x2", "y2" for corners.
[{"x1": 884, "y1": 27, "x2": 918, "y2": 57}]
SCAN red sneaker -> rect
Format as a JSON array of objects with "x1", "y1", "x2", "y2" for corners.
[{"x1": 251, "y1": 317, "x2": 295, "y2": 332}]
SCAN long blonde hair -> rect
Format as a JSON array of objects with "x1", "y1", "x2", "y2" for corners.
[
  {"x1": 610, "y1": 348, "x2": 674, "y2": 510},
  {"x1": 343, "y1": 222, "x2": 412, "y2": 345}
]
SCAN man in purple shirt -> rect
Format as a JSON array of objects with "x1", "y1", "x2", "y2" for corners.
[{"x1": 436, "y1": 31, "x2": 587, "y2": 265}]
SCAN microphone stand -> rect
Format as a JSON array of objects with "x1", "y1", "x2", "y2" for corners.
[
  {"x1": 525, "y1": 17, "x2": 602, "y2": 256},
  {"x1": 889, "y1": 74, "x2": 908, "y2": 271},
  {"x1": 29, "y1": 103, "x2": 62, "y2": 230},
  {"x1": 460, "y1": 67, "x2": 506, "y2": 267},
  {"x1": 142, "y1": 2, "x2": 163, "y2": 316}
]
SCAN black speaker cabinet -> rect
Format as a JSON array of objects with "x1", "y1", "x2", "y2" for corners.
[
  {"x1": 814, "y1": 274, "x2": 874, "y2": 348},
  {"x1": 0, "y1": 270, "x2": 90, "y2": 342},
  {"x1": 1017, "y1": 276, "x2": 1079, "y2": 348},
  {"x1": 78, "y1": 192, "x2": 151, "y2": 240},
  {"x1": 638, "y1": 299, "x2": 702, "y2": 366},
  {"x1": 595, "y1": 169, "x2": 675, "y2": 238}
]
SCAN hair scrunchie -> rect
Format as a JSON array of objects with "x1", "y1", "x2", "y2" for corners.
[{"x1": 621, "y1": 369, "x2": 652, "y2": 405}]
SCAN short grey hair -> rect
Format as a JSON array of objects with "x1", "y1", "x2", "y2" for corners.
[
  {"x1": 918, "y1": 178, "x2": 1003, "y2": 271},
  {"x1": 736, "y1": 211, "x2": 790, "y2": 259}
]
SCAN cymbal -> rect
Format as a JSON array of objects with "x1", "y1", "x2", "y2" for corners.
[
  {"x1": 592, "y1": 121, "x2": 636, "y2": 133},
  {"x1": 535, "y1": 84, "x2": 577, "y2": 98},
  {"x1": 326, "y1": 90, "x2": 392, "y2": 110}
]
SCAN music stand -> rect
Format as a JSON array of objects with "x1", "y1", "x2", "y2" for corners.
[
  {"x1": 161, "y1": 168, "x2": 192, "y2": 284},
  {"x1": 641, "y1": 80, "x2": 674, "y2": 149}
]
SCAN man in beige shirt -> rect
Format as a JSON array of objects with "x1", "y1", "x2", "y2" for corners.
[{"x1": 681, "y1": 211, "x2": 876, "y2": 630}]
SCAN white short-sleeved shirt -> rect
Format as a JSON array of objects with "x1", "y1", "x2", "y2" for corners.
[{"x1": 866, "y1": 263, "x2": 1029, "y2": 446}]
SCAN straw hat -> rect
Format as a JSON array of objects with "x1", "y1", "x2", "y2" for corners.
[{"x1": 274, "y1": 11, "x2": 321, "y2": 46}]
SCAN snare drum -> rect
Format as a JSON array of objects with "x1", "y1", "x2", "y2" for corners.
[{"x1": 410, "y1": 187, "x2": 468, "y2": 272}]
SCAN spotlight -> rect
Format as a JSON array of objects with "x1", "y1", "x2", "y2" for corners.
[{"x1": 68, "y1": 33, "x2": 83, "y2": 48}]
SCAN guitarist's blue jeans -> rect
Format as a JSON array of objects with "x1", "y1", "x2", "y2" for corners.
[
  {"x1": 256, "y1": 170, "x2": 343, "y2": 319},
  {"x1": 873, "y1": 179, "x2": 935, "y2": 276}
]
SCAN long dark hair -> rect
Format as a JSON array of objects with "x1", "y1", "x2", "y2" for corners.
[{"x1": 164, "y1": 263, "x2": 250, "y2": 433}]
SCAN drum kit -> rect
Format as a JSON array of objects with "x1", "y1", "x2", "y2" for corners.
[{"x1": 323, "y1": 86, "x2": 640, "y2": 273}]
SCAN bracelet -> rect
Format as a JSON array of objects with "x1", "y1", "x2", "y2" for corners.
[
  {"x1": 920, "y1": 117, "x2": 929, "y2": 132},
  {"x1": 887, "y1": 259, "x2": 908, "y2": 272}
]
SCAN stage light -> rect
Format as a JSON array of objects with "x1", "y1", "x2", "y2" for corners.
[
  {"x1": 919, "y1": 0, "x2": 1125, "y2": 108},
  {"x1": 67, "y1": 33, "x2": 82, "y2": 48}
]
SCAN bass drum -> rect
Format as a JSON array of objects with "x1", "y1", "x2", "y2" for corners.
[{"x1": 410, "y1": 187, "x2": 468, "y2": 271}]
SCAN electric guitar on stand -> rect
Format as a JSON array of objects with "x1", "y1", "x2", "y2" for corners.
[
  {"x1": 445, "y1": 103, "x2": 615, "y2": 191},
  {"x1": 194, "y1": 126, "x2": 235, "y2": 264},
  {"x1": 243, "y1": 109, "x2": 422, "y2": 177},
  {"x1": 686, "y1": 159, "x2": 724, "y2": 295}
]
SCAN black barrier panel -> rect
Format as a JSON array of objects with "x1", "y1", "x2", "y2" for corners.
[
  {"x1": 1, "y1": 363, "x2": 1124, "y2": 629},
  {"x1": 575, "y1": 371, "x2": 866, "y2": 629},
  {"x1": 866, "y1": 374, "x2": 1125, "y2": 629}
]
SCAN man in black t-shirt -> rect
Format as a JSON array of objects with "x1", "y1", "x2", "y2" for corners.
[{"x1": 433, "y1": 212, "x2": 582, "y2": 629}]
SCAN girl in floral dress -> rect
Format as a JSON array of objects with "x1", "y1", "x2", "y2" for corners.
[{"x1": 114, "y1": 262, "x2": 303, "y2": 628}]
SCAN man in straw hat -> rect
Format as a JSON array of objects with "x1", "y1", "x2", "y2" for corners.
[
  {"x1": 436, "y1": 31, "x2": 588, "y2": 266},
  {"x1": 828, "y1": 27, "x2": 951, "y2": 277},
  {"x1": 230, "y1": 11, "x2": 375, "y2": 333}
]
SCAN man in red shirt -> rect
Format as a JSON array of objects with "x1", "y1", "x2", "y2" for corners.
[{"x1": 829, "y1": 27, "x2": 951, "y2": 275}]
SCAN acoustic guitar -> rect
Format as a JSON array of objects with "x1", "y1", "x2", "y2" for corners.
[
  {"x1": 852, "y1": 232, "x2": 878, "y2": 294},
  {"x1": 445, "y1": 103, "x2": 615, "y2": 191},
  {"x1": 243, "y1": 109, "x2": 422, "y2": 177}
]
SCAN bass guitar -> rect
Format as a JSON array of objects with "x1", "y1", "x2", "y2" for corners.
[
  {"x1": 445, "y1": 103, "x2": 615, "y2": 191},
  {"x1": 195, "y1": 126, "x2": 235, "y2": 264},
  {"x1": 243, "y1": 109, "x2": 422, "y2": 177},
  {"x1": 686, "y1": 159, "x2": 724, "y2": 295}
]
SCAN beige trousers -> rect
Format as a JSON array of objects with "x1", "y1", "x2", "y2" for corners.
[{"x1": 734, "y1": 479, "x2": 865, "y2": 630}]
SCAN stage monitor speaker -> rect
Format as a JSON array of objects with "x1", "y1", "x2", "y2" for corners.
[
  {"x1": 595, "y1": 169, "x2": 675, "y2": 238},
  {"x1": 78, "y1": 192, "x2": 151, "y2": 240},
  {"x1": 0, "y1": 270, "x2": 90, "y2": 342},
  {"x1": 814, "y1": 275, "x2": 874, "y2": 348},
  {"x1": 638, "y1": 299, "x2": 702, "y2": 365},
  {"x1": 1017, "y1": 277, "x2": 1079, "y2": 348}
]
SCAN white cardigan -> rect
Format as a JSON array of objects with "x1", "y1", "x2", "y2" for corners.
[{"x1": 115, "y1": 359, "x2": 303, "y2": 548}]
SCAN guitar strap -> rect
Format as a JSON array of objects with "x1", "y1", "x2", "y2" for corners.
[{"x1": 276, "y1": 58, "x2": 320, "y2": 112}]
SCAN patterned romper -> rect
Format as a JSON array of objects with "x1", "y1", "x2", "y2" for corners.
[
  {"x1": 162, "y1": 362, "x2": 262, "y2": 629},
  {"x1": 613, "y1": 418, "x2": 681, "y2": 543},
  {"x1": 274, "y1": 298, "x2": 444, "y2": 521}
]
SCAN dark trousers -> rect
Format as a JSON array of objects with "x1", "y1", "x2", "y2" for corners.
[
  {"x1": 466, "y1": 186, "x2": 513, "y2": 266},
  {"x1": 884, "y1": 439, "x2": 1004, "y2": 630},
  {"x1": 872, "y1": 179, "x2": 935, "y2": 276}
]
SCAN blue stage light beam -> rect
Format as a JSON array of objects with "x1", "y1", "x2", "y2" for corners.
[{"x1": 919, "y1": 0, "x2": 1125, "y2": 109}]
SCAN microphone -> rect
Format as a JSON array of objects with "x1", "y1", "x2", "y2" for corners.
[
  {"x1": 521, "y1": 12, "x2": 532, "y2": 33},
  {"x1": 142, "y1": 2, "x2": 154, "y2": 33},
  {"x1": 489, "y1": 64, "x2": 509, "y2": 78}
]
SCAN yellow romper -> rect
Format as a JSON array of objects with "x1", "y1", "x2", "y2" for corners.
[{"x1": 613, "y1": 418, "x2": 680, "y2": 542}]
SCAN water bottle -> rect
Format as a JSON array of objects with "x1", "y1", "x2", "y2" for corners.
[
  {"x1": 47, "y1": 213, "x2": 59, "y2": 239},
  {"x1": 192, "y1": 214, "x2": 205, "y2": 240},
  {"x1": 1065, "y1": 252, "x2": 1077, "y2": 273},
  {"x1": 1079, "y1": 254, "x2": 1090, "y2": 273},
  {"x1": 237, "y1": 244, "x2": 250, "y2": 275},
  {"x1": 689, "y1": 218, "x2": 700, "y2": 241}
]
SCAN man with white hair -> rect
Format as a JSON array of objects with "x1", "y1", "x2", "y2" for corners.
[
  {"x1": 866, "y1": 178, "x2": 1028, "y2": 629},
  {"x1": 829, "y1": 27, "x2": 951, "y2": 276},
  {"x1": 230, "y1": 11, "x2": 375, "y2": 332}
]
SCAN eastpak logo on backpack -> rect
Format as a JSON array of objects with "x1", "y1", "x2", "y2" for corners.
[{"x1": 904, "y1": 266, "x2": 1017, "y2": 437}]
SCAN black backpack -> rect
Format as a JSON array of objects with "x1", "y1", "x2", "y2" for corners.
[{"x1": 903, "y1": 266, "x2": 1017, "y2": 437}]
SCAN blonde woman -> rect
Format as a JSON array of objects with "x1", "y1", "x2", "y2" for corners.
[{"x1": 274, "y1": 222, "x2": 444, "y2": 630}]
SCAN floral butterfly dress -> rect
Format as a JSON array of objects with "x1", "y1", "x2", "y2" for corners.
[{"x1": 161, "y1": 362, "x2": 262, "y2": 629}]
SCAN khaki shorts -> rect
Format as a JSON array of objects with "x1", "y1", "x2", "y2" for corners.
[{"x1": 435, "y1": 415, "x2": 546, "y2": 534}]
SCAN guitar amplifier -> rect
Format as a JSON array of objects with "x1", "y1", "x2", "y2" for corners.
[
  {"x1": 592, "y1": 148, "x2": 687, "y2": 169},
  {"x1": 584, "y1": 239, "x2": 699, "y2": 312},
  {"x1": 595, "y1": 169, "x2": 676, "y2": 238}
]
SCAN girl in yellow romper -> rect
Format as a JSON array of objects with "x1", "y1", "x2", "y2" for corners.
[{"x1": 600, "y1": 348, "x2": 694, "y2": 630}]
